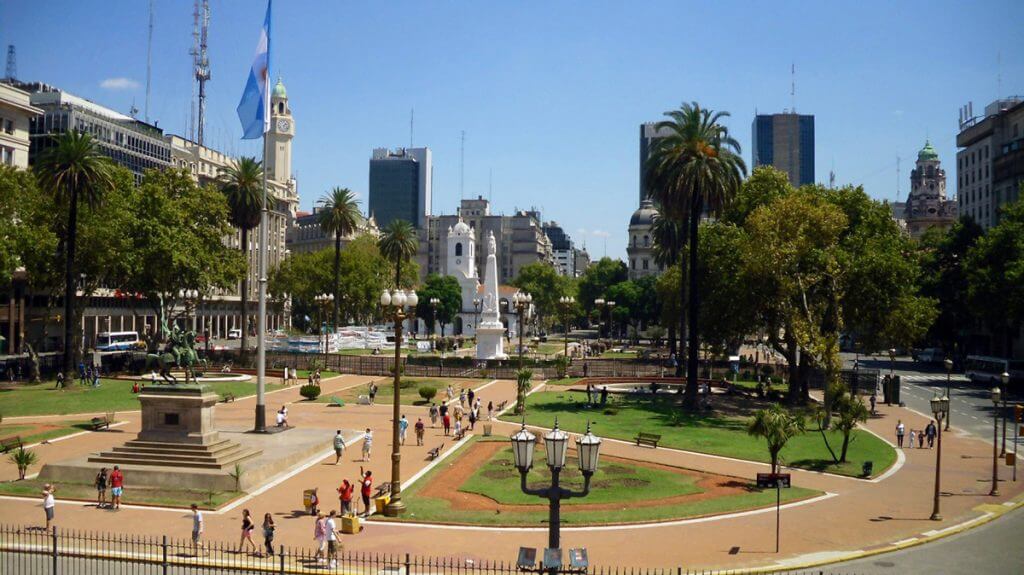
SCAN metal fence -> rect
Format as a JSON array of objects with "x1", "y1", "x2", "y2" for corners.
[{"x1": 0, "y1": 524, "x2": 861, "y2": 575}]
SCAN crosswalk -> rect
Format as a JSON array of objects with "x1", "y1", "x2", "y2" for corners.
[{"x1": 898, "y1": 374, "x2": 969, "y2": 384}]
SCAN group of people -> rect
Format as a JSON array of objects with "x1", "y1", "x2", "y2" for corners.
[
  {"x1": 894, "y1": 419, "x2": 939, "y2": 449},
  {"x1": 93, "y1": 466, "x2": 125, "y2": 510},
  {"x1": 426, "y1": 385, "x2": 489, "y2": 438},
  {"x1": 584, "y1": 382, "x2": 610, "y2": 406}
]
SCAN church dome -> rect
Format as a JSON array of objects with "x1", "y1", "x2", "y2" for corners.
[
  {"x1": 918, "y1": 140, "x2": 938, "y2": 161},
  {"x1": 272, "y1": 77, "x2": 287, "y2": 99},
  {"x1": 452, "y1": 219, "x2": 472, "y2": 235},
  {"x1": 630, "y1": 198, "x2": 658, "y2": 226}
]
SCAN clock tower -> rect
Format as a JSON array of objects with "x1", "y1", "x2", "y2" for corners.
[{"x1": 267, "y1": 77, "x2": 293, "y2": 184}]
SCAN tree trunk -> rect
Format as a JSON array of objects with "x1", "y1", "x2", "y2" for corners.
[
  {"x1": 240, "y1": 228, "x2": 249, "y2": 355},
  {"x1": 839, "y1": 431, "x2": 851, "y2": 463},
  {"x1": 333, "y1": 231, "x2": 341, "y2": 329},
  {"x1": 62, "y1": 189, "x2": 79, "y2": 377},
  {"x1": 770, "y1": 452, "x2": 778, "y2": 475},
  {"x1": 784, "y1": 328, "x2": 801, "y2": 404},
  {"x1": 684, "y1": 198, "x2": 701, "y2": 409}
]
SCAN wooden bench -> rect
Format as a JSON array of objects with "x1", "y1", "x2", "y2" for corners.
[
  {"x1": 0, "y1": 436, "x2": 23, "y2": 452},
  {"x1": 427, "y1": 443, "x2": 444, "y2": 460},
  {"x1": 221, "y1": 392, "x2": 236, "y2": 403},
  {"x1": 90, "y1": 412, "x2": 116, "y2": 431},
  {"x1": 634, "y1": 432, "x2": 661, "y2": 448}
]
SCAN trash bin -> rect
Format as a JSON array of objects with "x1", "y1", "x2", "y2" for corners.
[
  {"x1": 303, "y1": 489, "x2": 315, "y2": 513},
  {"x1": 862, "y1": 461, "x2": 874, "y2": 477},
  {"x1": 891, "y1": 375, "x2": 901, "y2": 406},
  {"x1": 374, "y1": 495, "x2": 390, "y2": 514}
]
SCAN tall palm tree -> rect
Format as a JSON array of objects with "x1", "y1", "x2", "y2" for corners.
[
  {"x1": 378, "y1": 219, "x2": 419, "y2": 290},
  {"x1": 219, "y1": 156, "x2": 264, "y2": 354},
  {"x1": 35, "y1": 131, "x2": 114, "y2": 376},
  {"x1": 317, "y1": 187, "x2": 362, "y2": 329},
  {"x1": 645, "y1": 102, "x2": 746, "y2": 407}
]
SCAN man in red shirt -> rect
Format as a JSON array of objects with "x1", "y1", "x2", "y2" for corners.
[
  {"x1": 359, "y1": 467, "x2": 373, "y2": 517},
  {"x1": 109, "y1": 465, "x2": 124, "y2": 510},
  {"x1": 337, "y1": 479, "x2": 354, "y2": 516}
]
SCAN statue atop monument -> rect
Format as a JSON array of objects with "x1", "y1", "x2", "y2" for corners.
[
  {"x1": 487, "y1": 231, "x2": 496, "y2": 255},
  {"x1": 476, "y1": 231, "x2": 507, "y2": 360}
]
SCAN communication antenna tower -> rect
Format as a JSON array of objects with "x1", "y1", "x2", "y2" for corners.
[
  {"x1": 460, "y1": 130, "x2": 466, "y2": 200},
  {"x1": 195, "y1": 0, "x2": 211, "y2": 145},
  {"x1": 5, "y1": 45, "x2": 16, "y2": 81},
  {"x1": 790, "y1": 62, "x2": 796, "y2": 113},
  {"x1": 896, "y1": 156, "x2": 901, "y2": 203},
  {"x1": 189, "y1": 1, "x2": 199, "y2": 141},
  {"x1": 409, "y1": 108, "x2": 414, "y2": 148},
  {"x1": 145, "y1": 0, "x2": 154, "y2": 122}
]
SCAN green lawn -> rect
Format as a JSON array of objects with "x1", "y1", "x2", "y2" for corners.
[
  {"x1": 335, "y1": 378, "x2": 465, "y2": 406},
  {"x1": 295, "y1": 369, "x2": 340, "y2": 378},
  {"x1": 600, "y1": 350, "x2": 638, "y2": 359},
  {"x1": 0, "y1": 479, "x2": 238, "y2": 509},
  {"x1": 501, "y1": 391, "x2": 896, "y2": 478},
  {"x1": 0, "y1": 379, "x2": 282, "y2": 417},
  {"x1": 0, "y1": 421, "x2": 100, "y2": 444},
  {"x1": 546, "y1": 378, "x2": 582, "y2": 386},
  {"x1": 387, "y1": 437, "x2": 820, "y2": 526}
]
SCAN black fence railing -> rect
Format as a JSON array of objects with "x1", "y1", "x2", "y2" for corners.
[{"x1": 0, "y1": 524, "x2": 867, "y2": 575}]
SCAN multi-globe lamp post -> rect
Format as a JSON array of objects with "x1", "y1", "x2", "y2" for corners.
[
  {"x1": 929, "y1": 393, "x2": 950, "y2": 521},
  {"x1": 510, "y1": 419, "x2": 602, "y2": 560},
  {"x1": 512, "y1": 291, "x2": 533, "y2": 365},
  {"x1": 559, "y1": 296, "x2": 575, "y2": 361},
  {"x1": 429, "y1": 297, "x2": 440, "y2": 347},
  {"x1": 991, "y1": 385, "x2": 1002, "y2": 497},
  {"x1": 943, "y1": 358, "x2": 954, "y2": 431},
  {"x1": 314, "y1": 293, "x2": 334, "y2": 367},
  {"x1": 1000, "y1": 371, "x2": 1010, "y2": 458},
  {"x1": 594, "y1": 298, "x2": 616, "y2": 345},
  {"x1": 380, "y1": 288, "x2": 418, "y2": 516}
]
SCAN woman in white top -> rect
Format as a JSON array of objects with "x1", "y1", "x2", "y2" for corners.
[{"x1": 42, "y1": 484, "x2": 56, "y2": 530}]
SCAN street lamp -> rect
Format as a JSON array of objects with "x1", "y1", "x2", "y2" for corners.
[
  {"x1": 472, "y1": 297, "x2": 482, "y2": 331},
  {"x1": 888, "y1": 348, "x2": 896, "y2": 376},
  {"x1": 594, "y1": 298, "x2": 615, "y2": 345},
  {"x1": 1000, "y1": 372, "x2": 1010, "y2": 457},
  {"x1": 314, "y1": 293, "x2": 334, "y2": 367},
  {"x1": 943, "y1": 358, "x2": 954, "y2": 431},
  {"x1": 990, "y1": 386, "x2": 1001, "y2": 497},
  {"x1": 177, "y1": 289, "x2": 200, "y2": 383},
  {"x1": 429, "y1": 297, "x2": 440, "y2": 347},
  {"x1": 512, "y1": 292, "x2": 533, "y2": 366},
  {"x1": 380, "y1": 288, "x2": 418, "y2": 516},
  {"x1": 510, "y1": 420, "x2": 602, "y2": 558},
  {"x1": 930, "y1": 394, "x2": 950, "y2": 521},
  {"x1": 559, "y1": 296, "x2": 576, "y2": 361}
]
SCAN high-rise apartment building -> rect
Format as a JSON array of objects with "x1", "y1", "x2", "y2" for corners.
[
  {"x1": 956, "y1": 98, "x2": 1024, "y2": 229},
  {"x1": 752, "y1": 112, "x2": 815, "y2": 187},
  {"x1": 368, "y1": 147, "x2": 432, "y2": 228},
  {"x1": 542, "y1": 221, "x2": 585, "y2": 277}
]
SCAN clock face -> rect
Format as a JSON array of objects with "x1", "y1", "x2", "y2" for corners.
[
  {"x1": 455, "y1": 258, "x2": 462, "y2": 265},
  {"x1": 277, "y1": 119, "x2": 290, "y2": 132}
]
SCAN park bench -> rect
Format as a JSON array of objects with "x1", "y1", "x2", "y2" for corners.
[
  {"x1": 634, "y1": 432, "x2": 661, "y2": 448},
  {"x1": 373, "y1": 483, "x2": 391, "y2": 498},
  {"x1": 221, "y1": 392, "x2": 236, "y2": 403},
  {"x1": 0, "y1": 436, "x2": 23, "y2": 452},
  {"x1": 90, "y1": 412, "x2": 116, "y2": 431},
  {"x1": 427, "y1": 443, "x2": 445, "y2": 460}
]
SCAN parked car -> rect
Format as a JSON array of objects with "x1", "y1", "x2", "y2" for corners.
[
  {"x1": 913, "y1": 347, "x2": 944, "y2": 364},
  {"x1": 227, "y1": 328, "x2": 242, "y2": 340}
]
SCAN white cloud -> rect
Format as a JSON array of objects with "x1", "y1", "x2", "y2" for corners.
[
  {"x1": 591, "y1": 230, "x2": 610, "y2": 238},
  {"x1": 100, "y1": 77, "x2": 140, "y2": 91}
]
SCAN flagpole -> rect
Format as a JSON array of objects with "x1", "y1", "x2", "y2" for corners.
[{"x1": 255, "y1": 131, "x2": 268, "y2": 433}]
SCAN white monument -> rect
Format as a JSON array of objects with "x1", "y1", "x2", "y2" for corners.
[{"x1": 476, "y1": 231, "x2": 508, "y2": 360}]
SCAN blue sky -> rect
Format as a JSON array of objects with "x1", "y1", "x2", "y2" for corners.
[{"x1": 4, "y1": 0, "x2": 1021, "y2": 260}]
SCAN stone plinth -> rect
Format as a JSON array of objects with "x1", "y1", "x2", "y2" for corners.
[
  {"x1": 476, "y1": 323, "x2": 508, "y2": 360},
  {"x1": 136, "y1": 385, "x2": 220, "y2": 445}
]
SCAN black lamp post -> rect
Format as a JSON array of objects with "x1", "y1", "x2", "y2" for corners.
[
  {"x1": 1000, "y1": 372, "x2": 1009, "y2": 458},
  {"x1": 559, "y1": 296, "x2": 575, "y2": 361},
  {"x1": 888, "y1": 348, "x2": 896, "y2": 377},
  {"x1": 930, "y1": 394, "x2": 949, "y2": 521},
  {"x1": 473, "y1": 298, "x2": 482, "y2": 331},
  {"x1": 429, "y1": 297, "x2": 440, "y2": 349},
  {"x1": 380, "y1": 288, "x2": 419, "y2": 516},
  {"x1": 314, "y1": 293, "x2": 334, "y2": 369},
  {"x1": 510, "y1": 420, "x2": 602, "y2": 562},
  {"x1": 512, "y1": 291, "x2": 533, "y2": 366},
  {"x1": 944, "y1": 358, "x2": 954, "y2": 431},
  {"x1": 991, "y1": 385, "x2": 1002, "y2": 497}
]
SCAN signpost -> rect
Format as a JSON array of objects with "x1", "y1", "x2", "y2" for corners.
[{"x1": 757, "y1": 472, "x2": 792, "y2": 552}]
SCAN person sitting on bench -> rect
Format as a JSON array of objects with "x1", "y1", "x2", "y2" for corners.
[{"x1": 276, "y1": 407, "x2": 289, "y2": 427}]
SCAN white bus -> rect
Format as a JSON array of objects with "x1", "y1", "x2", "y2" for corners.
[
  {"x1": 95, "y1": 331, "x2": 140, "y2": 352},
  {"x1": 964, "y1": 355, "x2": 1024, "y2": 386}
]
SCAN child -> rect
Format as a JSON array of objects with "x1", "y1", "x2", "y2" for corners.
[
  {"x1": 309, "y1": 488, "x2": 319, "y2": 515},
  {"x1": 918, "y1": 429, "x2": 925, "y2": 449},
  {"x1": 908, "y1": 429, "x2": 916, "y2": 449}
]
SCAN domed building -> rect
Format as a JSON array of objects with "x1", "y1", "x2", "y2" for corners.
[
  {"x1": 627, "y1": 199, "x2": 662, "y2": 279},
  {"x1": 904, "y1": 140, "x2": 957, "y2": 240}
]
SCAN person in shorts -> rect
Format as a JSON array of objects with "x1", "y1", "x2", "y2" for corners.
[
  {"x1": 190, "y1": 504, "x2": 204, "y2": 555},
  {"x1": 109, "y1": 466, "x2": 124, "y2": 510},
  {"x1": 398, "y1": 415, "x2": 409, "y2": 446},
  {"x1": 313, "y1": 513, "x2": 327, "y2": 565},
  {"x1": 42, "y1": 484, "x2": 56, "y2": 530},
  {"x1": 359, "y1": 467, "x2": 373, "y2": 516},
  {"x1": 333, "y1": 430, "x2": 346, "y2": 464},
  {"x1": 95, "y1": 468, "x2": 108, "y2": 509},
  {"x1": 414, "y1": 418, "x2": 425, "y2": 446},
  {"x1": 325, "y1": 510, "x2": 340, "y2": 568},
  {"x1": 337, "y1": 479, "x2": 354, "y2": 515},
  {"x1": 361, "y1": 428, "x2": 373, "y2": 461}
]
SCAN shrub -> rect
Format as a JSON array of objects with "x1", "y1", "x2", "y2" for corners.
[
  {"x1": 8, "y1": 447, "x2": 36, "y2": 480},
  {"x1": 299, "y1": 384, "x2": 321, "y2": 400},
  {"x1": 602, "y1": 407, "x2": 619, "y2": 416},
  {"x1": 555, "y1": 356, "x2": 568, "y2": 379},
  {"x1": 418, "y1": 386, "x2": 437, "y2": 402}
]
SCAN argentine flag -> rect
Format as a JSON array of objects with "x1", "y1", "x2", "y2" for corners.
[{"x1": 237, "y1": 0, "x2": 272, "y2": 140}]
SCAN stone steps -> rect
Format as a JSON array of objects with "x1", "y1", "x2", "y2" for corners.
[{"x1": 88, "y1": 439, "x2": 260, "y2": 470}]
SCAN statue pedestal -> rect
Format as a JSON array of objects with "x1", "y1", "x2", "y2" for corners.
[
  {"x1": 476, "y1": 322, "x2": 508, "y2": 360},
  {"x1": 137, "y1": 385, "x2": 221, "y2": 445}
]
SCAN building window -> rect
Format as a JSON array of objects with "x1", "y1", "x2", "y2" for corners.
[
  {"x1": 643, "y1": 235, "x2": 649, "y2": 247},
  {"x1": 455, "y1": 242, "x2": 463, "y2": 256},
  {"x1": 3, "y1": 119, "x2": 12, "y2": 134},
  {"x1": 630, "y1": 259, "x2": 636, "y2": 270},
  {"x1": 642, "y1": 259, "x2": 649, "y2": 270}
]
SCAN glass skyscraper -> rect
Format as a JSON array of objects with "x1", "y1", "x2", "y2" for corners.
[
  {"x1": 752, "y1": 113, "x2": 815, "y2": 187},
  {"x1": 368, "y1": 147, "x2": 432, "y2": 228}
]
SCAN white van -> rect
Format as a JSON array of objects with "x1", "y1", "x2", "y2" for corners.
[{"x1": 227, "y1": 328, "x2": 242, "y2": 340}]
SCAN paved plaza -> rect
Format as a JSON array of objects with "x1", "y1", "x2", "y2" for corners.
[{"x1": 0, "y1": 372, "x2": 1021, "y2": 572}]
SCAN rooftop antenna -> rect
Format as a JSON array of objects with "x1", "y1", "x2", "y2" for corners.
[
  {"x1": 790, "y1": 62, "x2": 795, "y2": 113},
  {"x1": 460, "y1": 130, "x2": 466, "y2": 200},
  {"x1": 409, "y1": 107, "x2": 414, "y2": 148},
  {"x1": 189, "y1": 0, "x2": 199, "y2": 141},
  {"x1": 5, "y1": 45, "x2": 16, "y2": 82},
  {"x1": 195, "y1": 0, "x2": 211, "y2": 145},
  {"x1": 129, "y1": 99, "x2": 139, "y2": 119},
  {"x1": 145, "y1": 0, "x2": 154, "y2": 122},
  {"x1": 997, "y1": 51, "x2": 1002, "y2": 98},
  {"x1": 896, "y1": 155, "x2": 901, "y2": 203},
  {"x1": 488, "y1": 167, "x2": 493, "y2": 203}
]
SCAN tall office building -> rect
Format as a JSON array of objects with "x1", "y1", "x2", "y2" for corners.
[
  {"x1": 639, "y1": 122, "x2": 673, "y2": 206},
  {"x1": 368, "y1": 147, "x2": 432, "y2": 228},
  {"x1": 956, "y1": 98, "x2": 1024, "y2": 229},
  {"x1": 542, "y1": 221, "x2": 583, "y2": 277},
  {"x1": 752, "y1": 113, "x2": 815, "y2": 187}
]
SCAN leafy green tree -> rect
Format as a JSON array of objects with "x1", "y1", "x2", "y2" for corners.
[
  {"x1": 512, "y1": 262, "x2": 570, "y2": 330},
  {"x1": 747, "y1": 404, "x2": 805, "y2": 474},
  {"x1": 218, "y1": 156, "x2": 264, "y2": 352},
  {"x1": 645, "y1": 102, "x2": 746, "y2": 408},
  {"x1": 831, "y1": 392, "x2": 870, "y2": 462},
  {"x1": 416, "y1": 274, "x2": 462, "y2": 336},
  {"x1": 918, "y1": 218, "x2": 984, "y2": 355},
  {"x1": 317, "y1": 187, "x2": 362, "y2": 329},
  {"x1": 35, "y1": 131, "x2": 116, "y2": 374},
  {"x1": 379, "y1": 220, "x2": 419, "y2": 291},
  {"x1": 577, "y1": 257, "x2": 627, "y2": 321},
  {"x1": 694, "y1": 222, "x2": 755, "y2": 352},
  {"x1": 651, "y1": 212, "x2": 685, "y2": 357},
  {"x1": 724, "y1": 165, "x2": 793, "y2": 226},
  {"x1": 966, "y1": 195, "x2": 1024, "y2": 357}
]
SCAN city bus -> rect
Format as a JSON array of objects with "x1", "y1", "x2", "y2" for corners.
[
  {"x1": 95, "y1": 331, "x2": 141, "y2": 352},
  {"x1": 964, "y1": 355, "x2": 1024, "y2": 387}
]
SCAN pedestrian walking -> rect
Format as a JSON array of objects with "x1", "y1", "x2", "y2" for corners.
[
  {"x1": 325, "y1": 511, "x2": 341, "y2": 568},
  {"x1": 368, "y1": 382, "x2": 377, "y2": 405},
  {"x1": 415, "y1": 418, "x2": 425, "y2": 445},
  {"x1": 459, "y1": 388, "x2": 467, "y2": 408},
  {"x1": 469, "y1": 407, "x2": 478, "y2": 430},
  {"x1": 338, "y1": 479, "x2": 354, "y2": 515},
  {"x1": 439, "y1": 402, "x2": 449, "y2": 418},
  {"x1": 600, "y1": 386, "x2": 608, "y2": 405},
  {"x1": 262, "y1": 513, "x2": 275, "y2": 557},
  {"x1": 42, "y1": 484, "x2": 56, "y2": 530},
  {"x1": 429, "y1": 403, "x2": 439, "y2": 427},
  {"x1": 359, "y1": 468, "x2": 373, "y2": 516},
  {"x1": 917, "y1": 429, "x2": 925, "y2": 449},
  {"x1": 908, "y1": 429, "x2": 916, "y2": 449},
  {"x1": 109, "y1": 465, "x2": 124, "y2": 510},
  {"x1": 442, "y1": 413, "x2": 451, "y2": 436},
  {"x1": 94, "y1": 468, "x2": 108, "y2": 509},
  {"x1": 361, "y1": 428, "x2": 373, "y2": 461},
  {"x1": 333, "y1": 430, "x2": 346, "y2": 464},
  {"x1": 487, "y1": 400, "x2": 494, "y2": 419},
  {"x1": 190, "y1": 504, "x2": 204, "y2": 556},
  {"x1": 399, "y1": 414, "x2": 409, "y2": 446},
  {"x1": 926, "y1": 421, "x2": 937, "y2": 448},
  {"x1": 454, "y1": 418, "x2": 463, "y2": 439},
  {"x1": 586, "y1": 382, "x2": 594, "y2": 405},
  {"x1": 896, "y1": 420, "x2": 905, "y2": 448},
  {"x1": 446, "y1": 384, "x2": 455, "y2": 403},
  {"x1": 313, "y1": 513, "x2": 327, "y2": 564},
  {"x1": 238, "y1": 509, "x2": 258, "y2": 555},
  {"x1": 869, "y1": 393, "x2": 877, "y2": 415}
]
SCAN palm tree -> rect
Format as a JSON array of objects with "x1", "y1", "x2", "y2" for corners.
[
  {"x1": 35, "y1": 131, "x2": 115, "y2": 376},
  {"x1": 645, "y1": 102, "x2": 746, "y2": 407},
  {"x1": 747, "y1": 404, "x2": 805, "y2": 474},
  {"x1": 317, "y1": 188, "x2": 362, "y2": 329},
  {"x1": 219, "y1": 157, "x2": 264, "y2": 354},
  {"x1": 378, "y1": 219, "x2": 419, "y2": 290}
]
